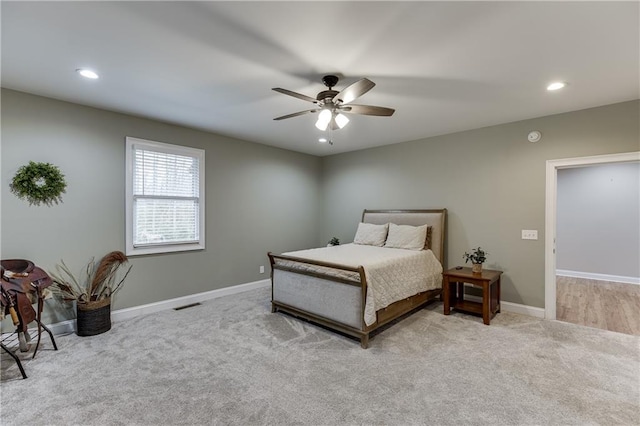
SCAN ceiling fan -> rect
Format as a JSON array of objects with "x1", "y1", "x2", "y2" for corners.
[{"x1": 272, "y1": 75, "x2": 395, "y2": 131}]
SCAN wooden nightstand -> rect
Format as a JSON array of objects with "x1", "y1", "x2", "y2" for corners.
[{"x1": 442, "y1": 267, "x2": 503, "y2": 325}]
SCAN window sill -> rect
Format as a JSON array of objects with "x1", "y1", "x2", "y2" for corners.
[{"x1": 125, "y1": 242, "x2": 205, "y2": 257}]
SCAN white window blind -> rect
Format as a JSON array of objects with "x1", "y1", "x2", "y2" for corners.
[{"x1": 125, "y1": 137, "x2": 205, "y2": 255}]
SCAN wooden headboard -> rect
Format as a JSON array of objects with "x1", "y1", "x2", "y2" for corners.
[{"x1": 361, "y1": 209, "x2": 447, "y2": 266}]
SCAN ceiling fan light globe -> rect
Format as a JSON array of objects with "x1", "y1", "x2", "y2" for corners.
[
  {"x1": 315, "y1": 109, "x2": 332, "y2": 130},
  {"x1": 335, "y1": 113, "x2": 349, "y2": 129},
  {"x1": 318, "y1": 109, "x2": 332, "y2": 121},
  {"x1": 315, "y1": 120, "x2": 329, "y2": 131}
]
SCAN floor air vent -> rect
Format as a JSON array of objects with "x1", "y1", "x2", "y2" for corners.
[{"x1": 173, "y1": 302, "x2": 202, "y2": 311}]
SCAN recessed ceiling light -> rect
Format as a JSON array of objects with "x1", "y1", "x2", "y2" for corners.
[
  {"x1": 318, "y1": 138, "x2": 328, "y2": 143},
  {"x1": 547, "y1": 81, "x2": 566, "y2": 91},
  {"x1": 76, "y1": 68, "x2": 99, "y2": 79}
]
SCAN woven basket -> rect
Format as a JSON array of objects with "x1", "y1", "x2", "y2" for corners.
[{"x1": 76, "y1": 298, "x2": 111, "y2": 336}]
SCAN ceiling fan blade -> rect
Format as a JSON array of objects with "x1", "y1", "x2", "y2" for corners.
[
  {"x1": 273, "y1": 109, "x2": 318, "y2": 120},
  {"x1": 272, "y1": 88, "x2": 317, "y2": 103},
  {"x1": 342, "y1": 104, "x2": 395, "y2": 116},
  {"x1": 332, "y1": 78, "x2": 375, "y2": 105}
]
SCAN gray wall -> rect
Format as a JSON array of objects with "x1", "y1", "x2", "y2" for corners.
[
  {"x1": 1, "y1": 89, "x2": 321, "y2": 323},
  {"x1": 320, "y1": 100, "x2": 640, "y2": 308},
  {"x1": 2, "y1": 88, "x2": 638, "y2": 322},
  {"x1": 557, "y1": 162, "x2": 640, "y2": 278}
]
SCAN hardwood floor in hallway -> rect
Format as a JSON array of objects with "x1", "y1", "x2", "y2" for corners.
[{"x1": 556, "y1": 276, "x2": 640, "y2": 335}]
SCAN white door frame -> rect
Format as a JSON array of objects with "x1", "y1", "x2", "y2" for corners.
[{"x1": 545, "y1": 151, "x2": 640, "y2": 319}]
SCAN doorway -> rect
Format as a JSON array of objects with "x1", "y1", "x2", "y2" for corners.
[{"x1": 544, "y1": 151, "x2": 640, "y2": 321}]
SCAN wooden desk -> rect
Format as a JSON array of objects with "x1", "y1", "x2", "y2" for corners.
[{"x1": 443, "y1": 267, "x2": 502, "y2": 325}]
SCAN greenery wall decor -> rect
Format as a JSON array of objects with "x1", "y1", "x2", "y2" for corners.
[{"x1": 10, "y1": 161, "x2": 67, "y2": 206}]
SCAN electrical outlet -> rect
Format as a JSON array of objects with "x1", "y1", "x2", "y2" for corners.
[
  {"x1": 521, "y1": 230, "x2": 538, "y2": 240},
  {"x1": 259, "y1": 265, "x2": 265, "y2": 274}
]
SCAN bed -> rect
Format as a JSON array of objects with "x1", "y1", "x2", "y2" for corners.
[{"x1": 268, "y1": 209, "x2": 447, "y2": 348}]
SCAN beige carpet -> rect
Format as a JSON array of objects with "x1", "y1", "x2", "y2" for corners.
[{"x1": 1, "y1": 287, "x2": 639, "y2": 425}]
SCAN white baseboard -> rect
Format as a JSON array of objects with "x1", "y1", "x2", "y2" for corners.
[
  {"x1": 464, "y1": 295, "x2": 545, "y2": 319},
  {"x1": 112, "y1": 279, "x2": 270, "y2": 322},
  {"x1": 47, "y1": 279, "x2": 271, "y2": 335},
  {"x1": 556, "y1": 269, "x2": 640, "y2": 285},
  {"x1": 46, "y1": 279, "x2": 545, "y2": 335},
  {"x1": 46, "y1": 319, "x2": 77, "y2": 336}
]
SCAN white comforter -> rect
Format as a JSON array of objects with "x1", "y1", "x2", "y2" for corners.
[{"x1": 281, "y1": 244, "x2": 443, "y2": 326}]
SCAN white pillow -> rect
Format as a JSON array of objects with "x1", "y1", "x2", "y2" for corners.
[
  {"x1": 384, "y1": 223, "x2": 428, "y2": 251},
  {"x1": 353, "y1": 222, "x2": 388, "y2": 247}
]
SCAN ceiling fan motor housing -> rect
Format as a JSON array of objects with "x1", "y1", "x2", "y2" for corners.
[
  {"x1": 316, "y1": 90, "x2": 339, "y2": 103},
  {"x1": 318, "y1": 75, "x2": 341, "y2": 105}
]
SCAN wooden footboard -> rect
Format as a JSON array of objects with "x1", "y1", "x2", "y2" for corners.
[{"x1": 268, "y1": 252, "x2": 441, "y2": 348}]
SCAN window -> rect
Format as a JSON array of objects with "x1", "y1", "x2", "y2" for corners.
[{"x1": 125, "y1": 137, "x2": 205, "y2": 256}]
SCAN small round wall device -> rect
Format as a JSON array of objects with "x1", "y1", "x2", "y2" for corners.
[{"x1": 528, "y1": 131, "x2": 542, "y2": 143}]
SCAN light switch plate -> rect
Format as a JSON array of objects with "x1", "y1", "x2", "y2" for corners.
[{"x1": 522, "y1": 230, "x2": 538, "y2": 240}]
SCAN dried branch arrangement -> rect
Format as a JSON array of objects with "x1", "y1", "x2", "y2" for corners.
[{"x1": 50, "y1": 251, "x2": 132, "y2": 304}]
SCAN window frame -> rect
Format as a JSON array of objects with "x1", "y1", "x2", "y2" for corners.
[{"x1": 125, "y1": 136, "x2": 205, "y2": 256}]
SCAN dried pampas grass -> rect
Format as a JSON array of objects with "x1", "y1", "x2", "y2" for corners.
[{"x1": 50, "y1": 251, "x2": 132, "y2": 304}]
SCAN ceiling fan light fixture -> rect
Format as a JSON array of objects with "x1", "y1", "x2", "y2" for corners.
[
  {"x1": 273, "y1": 75, "x2": 393, "y2": 131},
  {"x1": 335, "y1": 113, "x2": 349, "y2": 129},
  {"x1": 315, "y1": 109, "x2": 332, "y2": 131}
]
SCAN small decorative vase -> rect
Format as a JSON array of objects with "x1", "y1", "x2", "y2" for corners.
[{"x1": 472, "y1": 263, "x2": 483, "y2": 274}]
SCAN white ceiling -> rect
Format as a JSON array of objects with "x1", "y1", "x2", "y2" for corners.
[{"x1": 2, "y1": 1, "x2": 638, "y2": 157}]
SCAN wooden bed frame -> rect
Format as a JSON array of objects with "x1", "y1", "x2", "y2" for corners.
[{"x1": 268, "y1": 209, "x2": 447, "y2": 348}]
